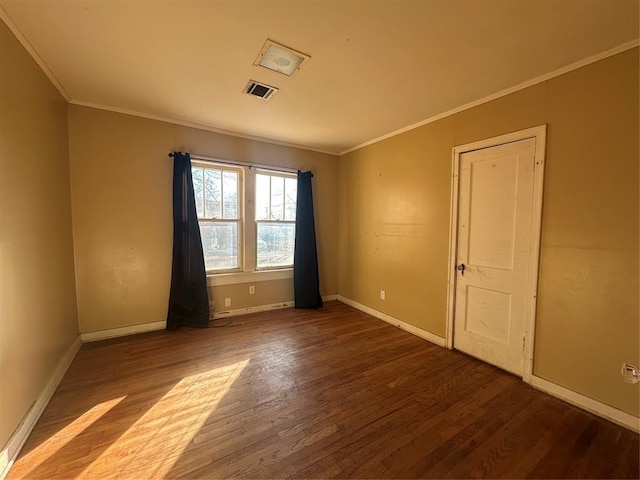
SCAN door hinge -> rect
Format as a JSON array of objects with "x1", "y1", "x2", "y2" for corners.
[{"x1": 522, "y1": 336, "x2": 526, "y2": 352}]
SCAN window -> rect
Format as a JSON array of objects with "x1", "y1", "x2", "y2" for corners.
[
  {"x1": 255, "y1": 171, "x2": 297, "y2": 269},
  {"x1": 192, "y1": 163, "x2": 242, "y2": 272},
  {"x1": 192, "y1": 161, "x2": 297, "y2": 275}
]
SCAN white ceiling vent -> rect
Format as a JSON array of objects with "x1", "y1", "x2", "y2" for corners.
[{"x1": 244, "y1": 80, "x2": 278, "y2": 100}]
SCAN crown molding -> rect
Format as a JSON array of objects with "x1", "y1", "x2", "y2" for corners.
[
  {"x1": 0, "y1": 5, "x2": 70, "y2": 101},
  {"x1": 2, "y1": 5, "x2": 635, "y2": 159},
  {"x1": 69, "y1": 100, "x2": 339, "y2": 156},
  {"x1": 340, "y1": 39, "x2": 639, "y2": 156}
]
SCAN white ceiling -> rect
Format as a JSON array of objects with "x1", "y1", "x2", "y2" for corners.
[{"x1": 1, "y1": 0, "x2": 638, "y2": 154}]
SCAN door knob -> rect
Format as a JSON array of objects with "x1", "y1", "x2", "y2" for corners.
[{"x1": 457, "y1": 263, "x2": 466, "y2": 275}]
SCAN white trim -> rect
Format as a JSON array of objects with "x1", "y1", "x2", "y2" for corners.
[
  {"x1": 449, "y1": 125, "x2": 547, "y2": 154},
  {"x1": 0, "y1": 335, "x2": 81, "y2": 480},
  {"x1": 445, "y1": 125, "x2": 547, "y2": 383},
  {"x1": 69, "y1": 100, "x2": 339, "y2": 156},
  {"x1": 212, "y1": 295, "x2": 337, "y2": 319},
  {"x1": 80, "y1": 294, "x2": 337, "y2": 340},
  {"x1": 4, "y1": 0, "x2": 634, "y2": 161},
  {"x1": 336, "y1": 295, "x2": 446, "y2": 347},
  {"x1": 339, "y1": 40, "x2": 638, "y2": 156},
  {"x1": 1, "y1": 0, "x2": 635, "y2": 160},
  {"x1": 80, "y1": 321, "x2": 165, "y2": 342},
  {"x1": 190, "y1": 154, "x2": 299, "y2": 175},
  {"x1": 80, "y1": 295, "x2": 337, "y2": 339},
  {"x1": 445, "y1": 137, "x2": 461, "y2": 350},
  {"x1": 213, "y1": 301, "x2": 294, "y2": 319},
  {"x1": 523, "y1": 128, "x2": 546, "y2": 383},
  {"x1": 0, "y1": 5, "x2": 70, "y2": 101},
  {"x1": 531, "y1": 375, "x2": 640, "y2": 433},
  {"x1": 207, "y1": 268, "x2": 293, "y2": 287}
]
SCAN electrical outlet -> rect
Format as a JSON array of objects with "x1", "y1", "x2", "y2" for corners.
[
  {"x1": 622, "y1": 363, "x2": 640, "y2": 383},
  {"x1": 249, "y1": 285, "x2": 255, "y2": 295},
  {"x1": 380, "y1": 290, "x2": 385, "y2": 300},
  {"x1": 224, "y1": 298, "x2": 231, "y2": 308}
]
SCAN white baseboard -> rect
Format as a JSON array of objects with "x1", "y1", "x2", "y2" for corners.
[
  {"x1": 81, "y1": 321, "x2": 165, "y2": 342},
  {"x1": 0, "y1": 335, "x2": 82, "y2": 480},
  {"x1": 214, "y1": 301, "x2": 294, "y2": 319},
  {"x1": 336, "y1": 295, "x2": 446, "y2": 347},
  {"x1": 213, "y1": 295, "x2": 337, "y2": 319},
  {"x1": 81, "y1": 296, "x2": 339, "y2": 340},
  {"x1": 335, "y1": 296, "x2": 638, "y2": 433},
  {"x1": 530, "y1": 375, "x2": 640, "y2": 433},
  {"x1": 335, "y1": 296, "x2": 639, "y2": 432}
]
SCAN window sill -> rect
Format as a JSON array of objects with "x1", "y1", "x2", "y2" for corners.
[{"x1": 207, "y1": 268, "x2": 293, "y2": 287}]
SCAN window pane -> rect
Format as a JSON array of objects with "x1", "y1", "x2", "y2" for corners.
[
  {"x1": 257, "y1": 222, "x2": 295, "y2": 268},
  {"x1": 270, "y1": 176, "x2": 284, "y2": 220},
  {"x1": 200, "y1": 222, "x2": 238, "y2": 271},
  {"x1": 192, "y1": 167, "x2": 204, "y2": 218},
  {"x1": 284, "y1": 177, "x2": 297, "y2": 221},
  {"x1": 204, "y1": 169, "x2": 221, "y2": 219},
  {"x1": 223, "y1": 171, "x2": 238, "y2": 219},
  {"x1": 255, "y1": 174, "x2": 270, "y2": 220}
]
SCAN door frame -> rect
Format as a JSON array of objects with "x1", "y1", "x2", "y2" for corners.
[{"x1": 445, "y1": 125, "x2": 547, "y2": 383}]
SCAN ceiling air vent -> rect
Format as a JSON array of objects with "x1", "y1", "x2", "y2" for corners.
[{"x1": 244, "y1": 80, "x2": 278, "y2": 100}]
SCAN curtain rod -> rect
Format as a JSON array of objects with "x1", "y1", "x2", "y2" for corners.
[{"x1": 168, "y1": 152, "x2": 301, "y2": 175}]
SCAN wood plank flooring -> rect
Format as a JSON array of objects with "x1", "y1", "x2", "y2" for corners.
[{"x1": 8, "y1": 301, "x2": 639, "y2": 479}]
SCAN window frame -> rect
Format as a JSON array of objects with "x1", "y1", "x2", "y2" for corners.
[
  {"x1": 190, "y1": 159, "x2": 298, "y2": 279},
  {"x1": 191, "y1": 160, "x2": 244, "y2": 274},
  {"x1": 254, "y1": 169, "x2": 298, "y2": 271}
]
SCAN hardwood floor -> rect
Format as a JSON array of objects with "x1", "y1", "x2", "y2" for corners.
[{"x1": 8, "y1": 301, "x2": 639, "y2": 479}]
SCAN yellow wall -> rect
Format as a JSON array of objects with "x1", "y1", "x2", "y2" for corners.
[
  {"x1": 339, "y1": 48, "x2": 639, "y2": 416},
  {"x1": 209, "y1": 279, "x2": 293, "y2": 314},
  {"x1": 339, "y1": 118, "x2": 455, "y2": 336},
  {"x1": 68, "y1": 106, "x2": 339, "y2": 334},
  {"x1": 535, "y1": 50, "x2": 639, "y2": 416},
  {"x1": 0, "y1": 21, "x2": 79, "y2": 450}
]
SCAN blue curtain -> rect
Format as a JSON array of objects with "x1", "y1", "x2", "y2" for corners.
[
  {"x1": 294, "y1": 171, "x2": 323, "y2": 309},
  {"x1": 166, "y1": 152, "x2": 209, "y2": 330}
]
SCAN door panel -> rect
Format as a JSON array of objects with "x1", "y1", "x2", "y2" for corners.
[
  {"x1": 465, "y1": 286, "x2": 512, "y2": 343},
  {"x1": 454, "y1": 138, "x2": 536, "y2": 376},
  {"x1": 467, "y1": 154, "x2": 518, "y2": 269}
]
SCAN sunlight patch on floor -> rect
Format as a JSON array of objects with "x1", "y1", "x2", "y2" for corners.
[
  {"x1": 15, "y1": 396, "x2": 127, "y2": 478},
  {"x1": 77, "y1": 359, "x2": 250, "y2": 479}
]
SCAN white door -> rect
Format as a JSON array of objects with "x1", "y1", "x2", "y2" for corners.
[{"x1": 453, "y1": 138, "x2": 536, "y2": 376}]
